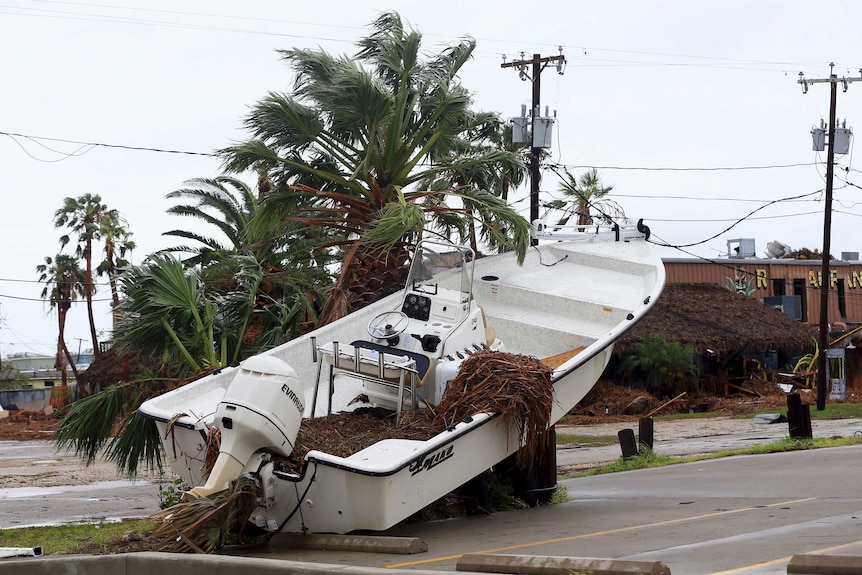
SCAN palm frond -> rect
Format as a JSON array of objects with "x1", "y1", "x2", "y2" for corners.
[{"x1": 53, "y1": 384, "x2": 128, "y2": 465}]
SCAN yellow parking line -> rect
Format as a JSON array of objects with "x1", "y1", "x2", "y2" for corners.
[
  {"x1": 709, "y1": 538, "x2": 862, "y2": 575},
  {"x1": 385, "y1": 497, "x2": 816, "y2": 569}
]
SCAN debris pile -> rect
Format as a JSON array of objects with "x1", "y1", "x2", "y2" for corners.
[
  {"x1": 433, "y1": 351, "x2": 554, "y2": 466},
  {"x1": 150, "y1": 475, "x2": 262, "y2": 553},
  {"x1": 282, "y1": 408, "x2": 439, "y2": 472}
]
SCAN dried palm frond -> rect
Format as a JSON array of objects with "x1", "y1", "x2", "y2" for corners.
[
  {"x1": 433, "y1": 351, "x2": 554, "y2": 466},
  {"x1": 201, "y1": 425, "x2": 221, "y2": 477},
  {"x1": 150, "y1": 475, "x2": 261, "y2": 554}
]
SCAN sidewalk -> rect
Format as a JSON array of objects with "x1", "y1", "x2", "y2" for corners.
[{"x1": 555, "y1": 415, "x2": 862, "y2": 470}]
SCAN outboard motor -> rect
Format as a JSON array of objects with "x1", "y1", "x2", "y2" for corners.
[{"x1": 187, "y1": 355, "x2": 304, "y2": 499}]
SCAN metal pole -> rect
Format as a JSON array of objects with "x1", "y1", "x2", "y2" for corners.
[{"x1": 817, "y1": 74, "x2": 838, "y2": 411}]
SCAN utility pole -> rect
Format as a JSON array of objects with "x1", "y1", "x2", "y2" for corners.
[
  {"x1": 502, "y1": 51, "x2": 566, "y2": 245},
  {"x1": 798, "y1": 63, "x2": 862, "y2": 410}
]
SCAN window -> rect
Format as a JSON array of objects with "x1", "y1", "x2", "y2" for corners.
[
  {"x1": 838, "y1": 278, "x2": 847, "y2": 319},
  {"x1": 793, "y1": 278, "x2": 808, "y2": 322},
  {"x1": 772, "y1": 279, "x2": 786, "y2": 296}
]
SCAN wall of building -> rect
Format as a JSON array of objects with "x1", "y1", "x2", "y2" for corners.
[
  {"x1": 663, "y1": 258, "x2": 862, "y2": 325},
  {"x1": 0, "y1": 388, "x2": 52, "y2": 411}
]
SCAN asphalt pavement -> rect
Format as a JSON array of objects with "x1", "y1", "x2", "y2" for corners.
[{"x1": 4, "y1": 417, "x2": 862, "y2": 574}]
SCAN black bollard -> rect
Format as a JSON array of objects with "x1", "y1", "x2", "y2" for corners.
[
  {"x1": 638, "y1": 417, "x2": 654, "y2": 451},
  {"x1": 786, "y1": 394, "x2": 804, "y2": 438},
  {"x1": 801, "y1": 403, "x2": 813, "y2": 439},
  {"x1": 618, "y1": 428, "x2": 639, "y2": 460}
]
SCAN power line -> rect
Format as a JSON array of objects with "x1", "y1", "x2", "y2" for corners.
[
  {"x1": 0, "y1": 130, "x2": 215, "y2": 158},
  {"x1": 6, "y1": 1, "x2": 856, "y2": 75},
  {"x1": 0, "y1": 293, "x2": 114, "y2": 303},
  {"x1": 633, "y1": 190, "x2": 823, "y2": 249},
  {"x1": 636, "y1": 210, "x2": 824, "y2": 223},
  {"x1": 548, "y1": 161, "x2": 818, "y2": 172}
]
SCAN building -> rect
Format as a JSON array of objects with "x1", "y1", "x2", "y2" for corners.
[
  {"x1": 632, "y1": 238, "x2": 862, "y2": 397},
  {"x1": 663, "y1": 239, "x2": 862, "y2": 326},
  {"x1": 3, "y1": 352, "x2": 93, "y2": 389}
]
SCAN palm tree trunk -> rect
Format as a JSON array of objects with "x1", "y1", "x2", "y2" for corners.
[
  {"x1": 57, "y1": 306, "x2": 68, "y2": 387},
  {"x1": 465, "y1": 204, "x2": 479, "y2": 256},
  {"x1": 62, "y1": 341, "x2": 81, "y2": 397},
  {"x1": 85, "y1": 240, "x2": 100, "y2": 357},
  {"x1": 317, "y1": 240, "x2": 412, "y2": 326}
]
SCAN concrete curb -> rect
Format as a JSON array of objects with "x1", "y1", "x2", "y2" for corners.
[
  {"x1": 0, "y1": 552, "x2": 460, "y2": 575},
  {"x1": 456, "y1": 553, "x2": 671, "y2": 575},
  {"x1": 269, "y1": 533, "x2": 428, "y2": 554},
  {"x1": 788, "y1": 554, "x2": 862, "y2": 574}
]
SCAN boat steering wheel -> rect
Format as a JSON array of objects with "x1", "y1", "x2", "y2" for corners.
[{"x1": 367, "y1": 311, "x2": 409, "y2": 341}]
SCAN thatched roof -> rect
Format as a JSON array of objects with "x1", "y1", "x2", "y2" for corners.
[{"x1": 615, "y1": 283, "x2": 818, "y2": 357}]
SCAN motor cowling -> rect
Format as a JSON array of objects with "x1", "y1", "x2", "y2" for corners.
[{"x1": 187, "y1": 355, "x2": 304, "y2": 499}]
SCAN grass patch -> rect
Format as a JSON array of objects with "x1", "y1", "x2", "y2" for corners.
[
  {"x1": 0, "y1": 519, "x2": 156, "y2": 555},
  {"x1": 566, "y1": 435, "x2": 862, "y2": 479},
  {"x1": 556, "y1": 432, "x2": 617, "y2": 447},
  {"x1": 550, "y1": 485, "x2": 569, "y2": 504}
]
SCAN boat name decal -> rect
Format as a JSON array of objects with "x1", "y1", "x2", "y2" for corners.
[
  {"x1": 409, "y1": 445, "x2": 454, "y2": 476},
  {"x1": 281, "y1": 384, "x2": 305, "y2": 414}
]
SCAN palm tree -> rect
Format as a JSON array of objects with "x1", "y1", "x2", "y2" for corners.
[
  {"x1": 96, "y1": 212, "x2": 135, "y2": 320},
  {"x1": 52, "y1": 250, "x2": 318, "y2": 476},
  {"x1": 54, "y1": 194, "x2": 120, "y2": 357},
  {"x1": 419, "y1": 115, "x2": 530, "y2": 256},
  {"x1": 36, "y1": 254, "x2": 85, "y2": 388},
  {"x1": 162, "y1": 176, "x2": 262, "y2": 268},
  {"x1": 161, "y1": 175, "x2": 333, "y2": 335},
  {"x1": 115, "y1": 254, "x2": 222, "y2": 374},
  {"x1": 221, "y1": 11, "x2": 529, "y2": 325},
  {"x1": 551, "y1": 168, "x2": 626, "y2": 228}
]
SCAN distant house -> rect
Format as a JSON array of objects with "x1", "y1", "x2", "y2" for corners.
[{"x1": 2, "y1": 352, "x2": 93, "y2": 390}]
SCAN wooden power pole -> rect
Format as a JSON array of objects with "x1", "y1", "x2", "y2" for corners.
[
  {"x1": 798, "y1": 63, "x2": 862, "y2": 410},
  {"x1": 502, "y1": 52, "x2": 565, "y2": 245}
]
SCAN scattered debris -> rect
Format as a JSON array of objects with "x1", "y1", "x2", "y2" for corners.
[
  {"x1": 752, "y1": 413, "x2": 787, "y2": 424},
  {"x1": 646, "y1": 392, "x2": 688, "y2": 418},
  {"x1": 150, "y1": 475, "x2": 262, "y2": 554}
]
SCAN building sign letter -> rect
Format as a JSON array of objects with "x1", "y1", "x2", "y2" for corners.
[
  {"x1": 809, "y1": 270, "x2": 821, "y2": 288},
  {"x1": 756, "y1": 268, "x2": 768, "y2": 289}
]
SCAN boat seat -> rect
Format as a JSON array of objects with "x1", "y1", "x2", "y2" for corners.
[
  {"x1": 319, "y1": 341, "x2": 431, "y2": 386},
  {"x1": 350, "y1": 340, "x2": 432, "y2": 386}
]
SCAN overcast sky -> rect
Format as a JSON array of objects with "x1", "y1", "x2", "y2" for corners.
[{"x1": 2, "y1": 0, "x2": 861, "y2": 359}]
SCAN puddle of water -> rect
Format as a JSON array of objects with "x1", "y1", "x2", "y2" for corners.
[{"x1": 0, "y1": 479, "x2": 150, "y2": 500}]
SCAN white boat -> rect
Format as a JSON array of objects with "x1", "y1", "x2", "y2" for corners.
[{"x1": 139, "y1": 221, "x2": 665, "y2": 534}]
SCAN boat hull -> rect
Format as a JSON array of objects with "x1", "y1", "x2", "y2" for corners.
[{"x1": 140, "y1": 231, "x2": 664, "y2": 533}]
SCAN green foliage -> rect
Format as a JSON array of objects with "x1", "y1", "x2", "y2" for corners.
[
  {"x1": 549, "y1": 485, "x2": 570, "y2": 504},
  {"x1": 53, "y1": 378, "x2": 169, "y2": 477},
  {"x1": 158, "y1": 475, "x2": 191, "y2": 509},
  {"x1": 219, "y1": 9, "x2": 531, "y2": 295},
  {"x1": 569, "y1": 435, "x2": 862, "y2": 478},
  {"x1": 724, "y1": 275, "x2": 756, "y2": 296},
  {"x1": 552, "y1": 167, "x2": 625, "y2": 227},
  {"x1": 793, "y1": 338, "x2": 819, "y2": 386},
  {"x1": 618, "y1": 333, "x2": 695, "y2": 383}
]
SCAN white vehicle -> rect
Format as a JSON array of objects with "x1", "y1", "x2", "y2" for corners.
[{"x1": 139, "y1": 221, "x2": 665, "y2": 534}]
